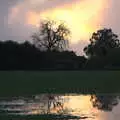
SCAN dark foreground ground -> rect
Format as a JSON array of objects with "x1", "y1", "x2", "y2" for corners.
[
  {"x1": 0, "y1": 114, "x2": 89, "y2": 120},
  {"x1": 0, "y1": 71, "x2": 120, "y2": 97}
]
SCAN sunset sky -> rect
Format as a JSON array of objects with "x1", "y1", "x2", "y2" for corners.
[{"x1": 0, "y1": 0, "x2": 120, "y2": 54}]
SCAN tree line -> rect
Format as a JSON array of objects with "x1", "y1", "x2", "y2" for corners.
[
  {"x1": 0, "y1": 40, "x2": 86, "y2": 70},
  {"x1": 0, "y1": 19, "x2": 120, "y2": 70}
]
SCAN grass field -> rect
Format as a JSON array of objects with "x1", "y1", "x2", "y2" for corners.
[{"x1": 0, "y1": 71, "x2": 120, "y2": 97}]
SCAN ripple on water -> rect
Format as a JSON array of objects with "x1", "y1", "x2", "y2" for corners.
[{"x1": 0, "y1": 94, "x2": 120, "y2": 120}]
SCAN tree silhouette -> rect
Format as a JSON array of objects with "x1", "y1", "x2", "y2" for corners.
[
  {"x1": 32, "y1": 19, "x2": 70, "y2": 51},
  {"x1": 104, "y1": 48, "x2": 120, "y2": 69},
  {"x1": 0, "y1": 40, "x2": 87, "y2": 70},
  {"x1": 84, "y1": 28, "x2": 120, "y2": 58}
]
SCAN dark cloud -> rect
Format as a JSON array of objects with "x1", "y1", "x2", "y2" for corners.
[
  {"x1": 0, "y1": 0, "x2": 21, "y2": 16},
  {"x1": 104, "y1": 1, "x2": 120, "y2": 35},
  {"x1": 0, "y1": 0, "x2": 22, "y2": 40}
]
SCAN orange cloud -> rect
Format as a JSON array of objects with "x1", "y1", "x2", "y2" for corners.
[
  {"x1": 26, "y1": 0, "x2": 108, "y2": 43},
  {"x1": 27, "y1": 11, "x2": 40, "y2": 26},
  {"x1": 8, "y1": 0, "x2": 109, "y2": 44}
]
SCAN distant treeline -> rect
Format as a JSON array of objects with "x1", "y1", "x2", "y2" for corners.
[
  {"x1": 0, "y1": 40, "x2": 86, "y2": 70},
  {"x1": 0, "y1": 40, "x2": 120, "y2": 70}
]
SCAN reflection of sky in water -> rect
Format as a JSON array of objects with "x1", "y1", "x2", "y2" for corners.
[{"x1": 0, "y1": 94, "x2": 120, "y2": 120}]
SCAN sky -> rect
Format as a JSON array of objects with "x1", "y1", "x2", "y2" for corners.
[{"x1": 0, "y1": 0, "x2": 120, "y2": 55}]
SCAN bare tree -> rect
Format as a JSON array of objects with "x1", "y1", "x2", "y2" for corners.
[{"x1": 32, "y1": 19, "x2": 70, "y2": 51}]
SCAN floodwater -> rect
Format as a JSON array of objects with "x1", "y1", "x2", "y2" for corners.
[{"x1": 0, "y1": 94, "x2": 120, "y2": 120}]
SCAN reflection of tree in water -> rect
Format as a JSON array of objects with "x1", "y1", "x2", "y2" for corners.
[
  {"x1": 34, "y1": 94, "x2": 67, "y2": 114},
  {"x1": 34, "y1": 94, "x2": 70, "y2": 115},
  {"x1": 90, "y1": 94, "x2": 120, "y2": 111},
  {"x1": 46, "y1": 94, "x2": 64, "y2": 114}
]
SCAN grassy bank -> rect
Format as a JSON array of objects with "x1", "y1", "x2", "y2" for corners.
[{"x1": 0, "y1": 71, "x2": 120, "y2": 96}]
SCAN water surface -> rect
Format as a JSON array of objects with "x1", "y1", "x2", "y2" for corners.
[{"x1": 0, "y1": 94, "x2": 120, "y2": 120}]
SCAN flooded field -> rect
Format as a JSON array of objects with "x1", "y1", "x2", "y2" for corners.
[{"x1": 0, "y1": 94, "x2": 120, "y2": 120}]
